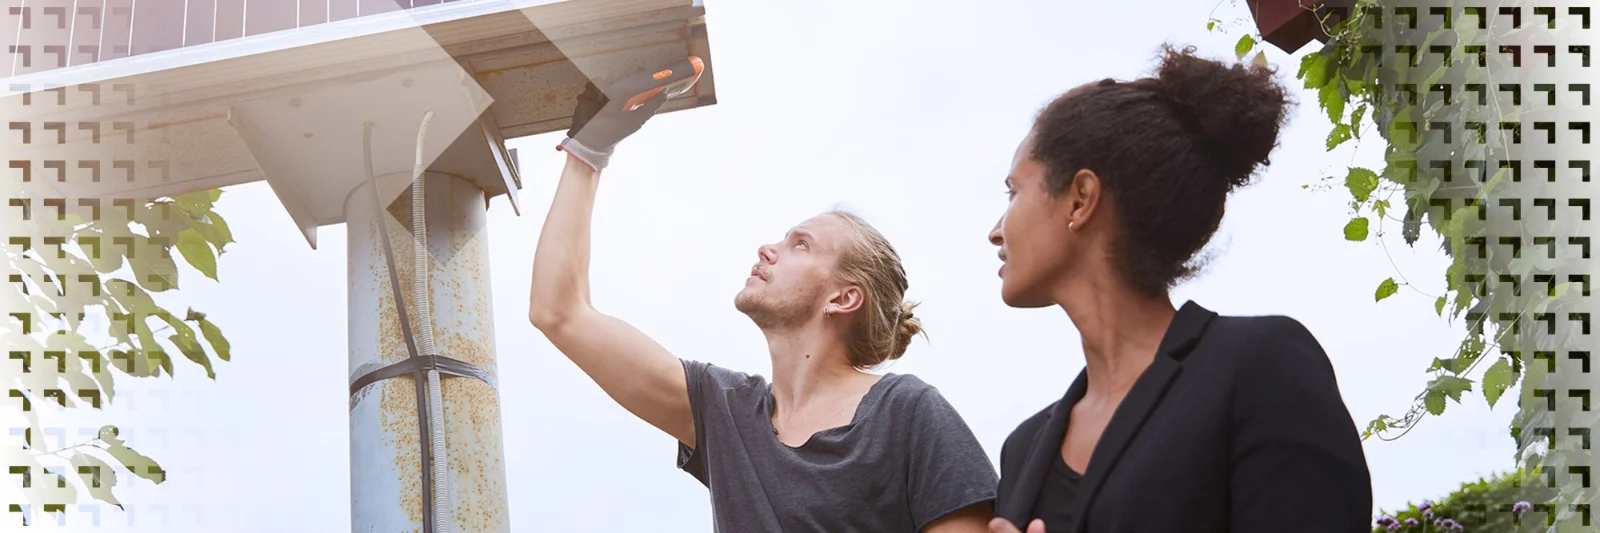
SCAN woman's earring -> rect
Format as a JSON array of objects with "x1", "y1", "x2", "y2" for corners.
[
  {"x1": 1068, "y1": 221, "x2": 1077, "y2": 232},
  {"x1": 823, "y1": 308, "x2": 832, "y2": 318}
]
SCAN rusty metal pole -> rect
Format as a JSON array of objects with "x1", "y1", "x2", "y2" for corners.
[{"x1": 346, "y1": 170, "x2": 511, "y2": 533}]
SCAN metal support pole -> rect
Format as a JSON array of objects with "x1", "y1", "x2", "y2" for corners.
[{"x1": 346, "y1": 171, "x2": 511, "y2": 533}]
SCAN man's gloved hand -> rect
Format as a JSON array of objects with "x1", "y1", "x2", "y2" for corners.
[{"x1": 557, "y1": 74, "x2": 670, "y2": 172}]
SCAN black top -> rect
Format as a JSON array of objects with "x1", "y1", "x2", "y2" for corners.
[
  {"x1": 1029, "y1": 453, "x2": 1083, "y2": 533},
  {"x1": 993, "y1": 301, "x2": 1374, "y2": 533}
]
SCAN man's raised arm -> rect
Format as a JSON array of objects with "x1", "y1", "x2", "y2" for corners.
[{"x1": 526, "y1": 82, "x2": 695, "y2": 447}]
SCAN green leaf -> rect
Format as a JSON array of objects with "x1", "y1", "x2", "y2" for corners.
[
  {"x1": 157, "y1": 313, "x2": 213, "y2": 379},
  {"x1": 1350, "y1": 104, "x2": 1368, "y2": 138},
  {"x1": 169, "y1": 332, "x2": 214, "y2": 380},
  {"x1": 198, "y1": 318, "x2": 230, "y2": 362},
  {"x1": 1235, "y1": 34, "x2": 1257, "y2": 59},
  {"x1": 1425, "y1": 389, "x2": 1447, "y2": 415},
  {"x1": 128, "y1": 237, "x2": 180, "y2": 293},
  {"x1": 1374, "y1": 199, "x2": 1391, "y2": 218},
  {"x1": 1345, "y1": 167, "x2": 1379, "y2": 202},
  {"x1": 1343, "y1": 217, "x2": 1370, "y2": 241},
  {"x1": 176, "y1": 229, "x2": 218, "y2": 281},
  {"x1": 69, "y1": 451, "x2": 122, "y2": 510},
  {"x1": 1428, "y1": 357, "x2": 1461, "y2": 374},
  {"x1": 1444, "y1": 337, "x2": 1488, "y2": 374},
  {"x1": 1362, "y1": 415, "x2": 1392, "y2": 440},
  {"x1": 137, "y1": 320, "x2": 170, "y2": 377},
  {"x1": 1430, "y1": 375, "x2": 1473, "y2": 403},
  {"x1": 207, "y1": 211, "x2": 235, "y2": 250},
  {"x1": 104, "y1": 281, "x2": 165, "y2": 377},
  {"x1": 1448, "y1": 261, "x2": 1475, "y2": 319},
  {"x1": 1319, "y1": 78, "x2": 1347, "y2": 123},
  {"x1": 105, "y1": 279, "x2": 160, "y2": 316},
  {"x1": 1207, "y1": 20, "x2": 1217, "y2": 31},
  {"x1": 99, "y1": 428, "x2": 165, "y2": 484},
  {"x1": 1375, "y1": 278, "x2": 1400, "y2": 301},
  {"x1": 1326, "y1": 124, "x2": 1353, "y2": 151},
  {"x1": 1483, "y1": 357, "x2": 1514, "y2": 408},
  {"x1": 184, "y1": 211, "x2": 234, "y2": 251},
  {"x1": 1401, "y1": 204, "x2": 1423, "y2": 245},
  {"x1": 152, "y1": 349, "x2": 174, "y2": 377},
  {"x1": 1464, "y1": 336, "x2": 1486, "y2": 358},
  {"x1": 139, "y1": 203, "x2": 190, "y2": 242},
  {"x1": 1435, "y1": 295, "x2": 1448, "y2": 316},
  {"x1": 1342, "y1": 75, "x2": 1365, "y2": 95},
  {"x1": 1298, "y1": 53, "x2": 1330, "y2": 90}
]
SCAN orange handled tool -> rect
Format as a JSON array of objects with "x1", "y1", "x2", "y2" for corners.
[{"x1": 615, "y1": 56, "x2": 705, "y2": 113}]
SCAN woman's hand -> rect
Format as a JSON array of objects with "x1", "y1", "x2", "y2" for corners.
[{"x1": 988, "y1": 518, "x2": 1045, "y2": 533}]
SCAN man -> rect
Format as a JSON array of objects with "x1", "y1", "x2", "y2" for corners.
[{"x1": 527, "y1": 79, "x2": 997, "y2": 531}]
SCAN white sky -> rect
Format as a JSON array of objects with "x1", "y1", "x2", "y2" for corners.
[{"x1": 23, "y1": 0, "x2": 1523, "y2": 530}]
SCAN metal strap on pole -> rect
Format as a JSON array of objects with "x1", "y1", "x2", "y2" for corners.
[
  {"x1": 355, "y1": 122, "x2": 495, "y2": 533},
  {"x1": 350, "y1": 354, "x2": 497, "y2": 397}
]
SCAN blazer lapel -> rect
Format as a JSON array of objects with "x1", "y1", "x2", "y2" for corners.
[
  {"x1": 1068, "y1": 301, "x2": 1217, "y2": 533},
  {"x1": 997, "y1": 369, "x2": 1088, "y2": 526}
]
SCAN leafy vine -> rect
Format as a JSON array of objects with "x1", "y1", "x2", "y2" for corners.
[{"x1": 1214, "y1": 0, "x2": 1594, "y2": 527}]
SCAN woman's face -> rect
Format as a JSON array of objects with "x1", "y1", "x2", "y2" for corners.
[{"x1": 989, "y1": 135, "x2": 1085, "y2": 308}]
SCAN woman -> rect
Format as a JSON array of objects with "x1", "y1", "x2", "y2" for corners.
[
  {"x1": 984, "y1": 45, "x2": 1374, "y2": 533},
  {"x1": 529, "y1": 78, "x2": 997, "y2": 531}
]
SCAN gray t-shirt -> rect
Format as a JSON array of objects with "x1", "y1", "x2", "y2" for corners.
[{"x1": 677, "y1": 359, "x2": 999, "y2": 532}]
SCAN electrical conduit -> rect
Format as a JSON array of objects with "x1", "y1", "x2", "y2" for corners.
[{"x1": 410, "y1": 110, "x2": 451, "y2": 533}]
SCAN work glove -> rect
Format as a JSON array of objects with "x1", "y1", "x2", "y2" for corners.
[{"x1": 557, "y1": 73, "x2": 670, "y2": 172}]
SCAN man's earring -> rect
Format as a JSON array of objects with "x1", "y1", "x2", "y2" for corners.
[{"x1": 823, "y1": 308, "x2": 832, "y2": 318}]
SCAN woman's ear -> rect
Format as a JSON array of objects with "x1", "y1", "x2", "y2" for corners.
[{"x1": 1066, "y1": 169, "x2": 1104, "y2": 228}]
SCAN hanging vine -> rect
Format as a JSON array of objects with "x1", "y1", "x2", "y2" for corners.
[{"x1": 1214, "y1": 1, "x2": 1593, "y2": 527}]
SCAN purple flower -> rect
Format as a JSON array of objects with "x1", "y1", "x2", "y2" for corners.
[
  {"x1": 1513, "y1": 501, "x2": 1532, "y2": 514},
  {"x1": 1439, "y1": 518, "x2": 1460, "y2": 530},
  {"x1": 1386, "y1": 523, "x2": 1401, "y2": 531},
  {"x1": 1425, "y1": 510, "x2": 1435, "y2": 520},
  {"x1": 1376, "y1": 516, "x2": 1396, "y2": 526},
  {"x1": 1420, "y1": 501, "x2": 1434, "y2": 512},
  {"x1": 1405, "y1": 518, "x2": 1419, "y2": 526}
]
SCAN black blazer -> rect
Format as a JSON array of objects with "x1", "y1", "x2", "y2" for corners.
[{"x1": 995, "y1": 301, "x2": 1373, "y2": 532}]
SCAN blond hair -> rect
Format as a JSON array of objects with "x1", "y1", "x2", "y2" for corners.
[{"x1": 825, "y1": 208, "x2": 926, "y2": 368}]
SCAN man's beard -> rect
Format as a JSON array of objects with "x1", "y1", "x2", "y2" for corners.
[{"x1": 734, "y1": 286, "x2": 817, "y2": 331}]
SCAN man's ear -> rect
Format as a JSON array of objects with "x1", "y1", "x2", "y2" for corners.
[{"x1": 827, "y1": 286, "x2": 865, "y2": 315}]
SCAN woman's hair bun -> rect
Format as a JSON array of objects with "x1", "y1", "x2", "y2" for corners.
[{"x1": 1149, "y1": 44, "x2": 1291, "y2": 189}]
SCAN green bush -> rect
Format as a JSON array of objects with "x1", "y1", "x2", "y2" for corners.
[{"x1": 1372, "y1": 469, "x2": 1561, "y2": 533}]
